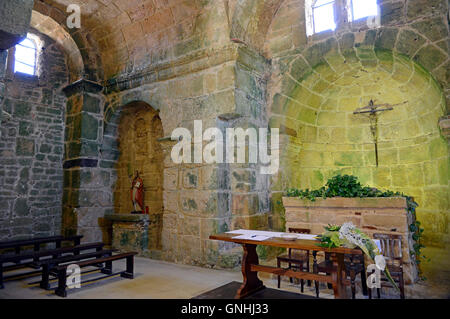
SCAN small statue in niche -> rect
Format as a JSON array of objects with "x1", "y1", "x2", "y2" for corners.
[{"x1": 130, "y1": 171, "x2": 144, "y2": 214}]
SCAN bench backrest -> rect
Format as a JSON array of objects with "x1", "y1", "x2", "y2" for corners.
[
  {"x1": 0, "y1": 242, "x2": 104, "y2": 263},
  {"x1": 0, "y1": 235, "x2": 83, "y2": 250},
  {"x1": 0, "y1": 236, "x2": 63, "y2": 249}
]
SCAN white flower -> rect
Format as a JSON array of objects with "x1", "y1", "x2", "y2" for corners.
[
  {"x1": 339, "y1": 222, "x2": 365, "y2": 247},
  {"x1": 375, "y1": 255, "x2": 386, "y2": 271}
]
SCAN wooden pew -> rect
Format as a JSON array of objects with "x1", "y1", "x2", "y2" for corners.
[
  {"x1": 54, "y1": 252, "x2": 138, "y2": 297},
  {"x1": 36, "y1": 249, "x2": 116, "y2": 290},
  {"x1": 0, "y1": 242, "x2": 103, "y2": 289},
  {"x1": 0, "y1": 235, "x2": 83, "y2": 260}
]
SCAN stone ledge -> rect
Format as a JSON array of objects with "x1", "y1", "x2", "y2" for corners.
[
  {"x1": 105, "y1": 213, "x2": 150, "y2": 223},
  {"x1": 62, "y1": 78, "x2": 103, "y2": 97},
  {"x1": 103, "y1": 44, "x2": 241, "y2": 94},
  {"x1": 282, "y1": 196, "x2": 408, "y2": 209}
]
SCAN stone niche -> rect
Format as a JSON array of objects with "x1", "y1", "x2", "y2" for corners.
[
  {"x1": 111, "y1": 102, "x2": 164, "y2": 254},
  {"x1": 283, "y1": 197, "x2": 419, "y2": 284}
]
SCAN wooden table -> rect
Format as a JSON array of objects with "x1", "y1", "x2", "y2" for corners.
[{"x1": 209, "y1": 232, "x2": 362, "y2": 299}]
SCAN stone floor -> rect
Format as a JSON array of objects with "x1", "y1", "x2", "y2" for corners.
[{"x1": 0, "y1": 257, "x2": 447, "y2": 299}]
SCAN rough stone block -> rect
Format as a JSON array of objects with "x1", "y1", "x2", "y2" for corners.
[
  {"x1": 0, "y1": 0, "x2": 34, "y2": 49},
  {"x1": 15, "y1": 137, "x2": 35, "y2": 156}
]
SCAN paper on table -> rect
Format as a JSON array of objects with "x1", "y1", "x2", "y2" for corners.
[
  {"x1": 227, "y1": 229, "x2": 285, "y2": 237},
  {"x1": 227, "y1": 229, "x2": 256, "y2": 234},
  {"x1": 227, "y1": 229, "x2": 319, "y2": 240},
  {"x1": 232, "y1": 234, "x2": 271, "y2": 241},
  {"x1": 296, "y1": 234, "x2": 319, "y2": 240}
]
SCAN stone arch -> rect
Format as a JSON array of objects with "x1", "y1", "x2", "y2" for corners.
[
  {"x1": 230, "y1": 0, "x2": 285, "y2": 53},
  {"x1": 103, "y1": 101, "x2": 164, "y2": 251},
  {"x1": 30, "y1": 10, "x2": 84, "y2": 82},
  {"x1": 269, "y1": 28, "x2": 448, "y2": 94},
  {"x1": 263, "y1": 0, "x2": 449, "y2": 109},
  {"x1": 33, "y1": 1, "x2": 104, "y2": 81},
  {"x1": 270, "y1": 42, "x2": 448, "y2": 251}
]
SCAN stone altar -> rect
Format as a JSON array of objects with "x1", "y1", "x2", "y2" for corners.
[
  {"x1": 283, "y1": 196, "x2": 419, "y2": 284},
  {"x1": 105, "y1": 214, "x2": 149, "y2": 254}
]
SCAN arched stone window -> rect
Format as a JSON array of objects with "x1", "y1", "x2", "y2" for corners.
[
  {"x1": 305, "y1": 0, "x2": 337, "y2": 36},
  {"x1": 14, "y1": 36, "x2": 37, "y2": 75}
]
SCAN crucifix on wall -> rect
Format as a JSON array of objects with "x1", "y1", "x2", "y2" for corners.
[{"x1": 353, "y1": 99, "x2": 407, "y2": 167}]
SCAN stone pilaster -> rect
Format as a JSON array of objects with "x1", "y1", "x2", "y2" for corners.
[
  {"x1": 62, "y1": 78, "x2": 109, "y2": 242},
  {"x1": 231, "y1": 46, "x2": 272, "y2": 230},
  {"x1": 214, "y1": 46, "x2": 275, "y2": 261}
]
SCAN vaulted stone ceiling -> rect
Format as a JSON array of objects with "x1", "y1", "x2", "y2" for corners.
[
  {"x1": 32, "y1": 0, "x2": 287, "y2": 81},
  {"x1": 35, "y1": 0, "x2": 232, "y2": 80}
]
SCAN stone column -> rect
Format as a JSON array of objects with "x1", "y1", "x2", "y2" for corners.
[{"x1": 62, "y1": 79, "x2": 110, "y2": 242}]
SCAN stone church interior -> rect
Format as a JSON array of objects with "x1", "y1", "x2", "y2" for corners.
[{"x1": 0, "y1": 0, "x2": 449, "y2": 300}]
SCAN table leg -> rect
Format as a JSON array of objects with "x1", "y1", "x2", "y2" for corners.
[
  {"x1": 331, "y1": 253, "x2": 348, "y2": 299},
  {"x1": 235, "y1": 244, "x2": 265, "y2": 299}
]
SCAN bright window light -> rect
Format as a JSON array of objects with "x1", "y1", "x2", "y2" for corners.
[
  {"x1": 14, "y1": 37, "x2": 36, "y2": 75},
  {"x1": 312, "y1": 0, "x2": 336, "y2": 34},
  {"x1": 351, "y1": 0, "x2": 378, "y2": 21}
]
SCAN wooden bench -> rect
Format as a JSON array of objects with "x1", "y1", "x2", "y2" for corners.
[
  {"x1": 54, "y1": 252, "x2": 138, "y2": 297},
  {"x1": 0, "y1": 242, "x2": 103, "y2": 289},
  {"x1": 0, "y1": 235, "x2": 83, "y2": 260},
  {"x1": 36, "y1": 248, "x2": 116, "y2": 290}
]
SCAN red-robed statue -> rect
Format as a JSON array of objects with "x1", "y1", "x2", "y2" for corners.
[{"x1": 130, "y1": 171, "x2": 144, "y2": 213}]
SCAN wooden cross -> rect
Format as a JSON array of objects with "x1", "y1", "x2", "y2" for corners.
[{"x1": 353, "y1": 99, "x2": 407, "y2": 166}]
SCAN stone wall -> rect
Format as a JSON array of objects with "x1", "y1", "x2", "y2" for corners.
[
  {"x1": 100, "y1": 47, "x2": 248, "y2": 266},
  {"x1": 0, "y1": 29, "x2": 68, "y2": 240},
  {"x1": 94, "y1": 37, "x2": 274, "y2": 266}
]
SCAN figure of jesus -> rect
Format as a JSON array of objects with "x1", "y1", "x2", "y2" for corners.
[{"x1": 130, "y1": 172, "x2": 144, "y2": 213}]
